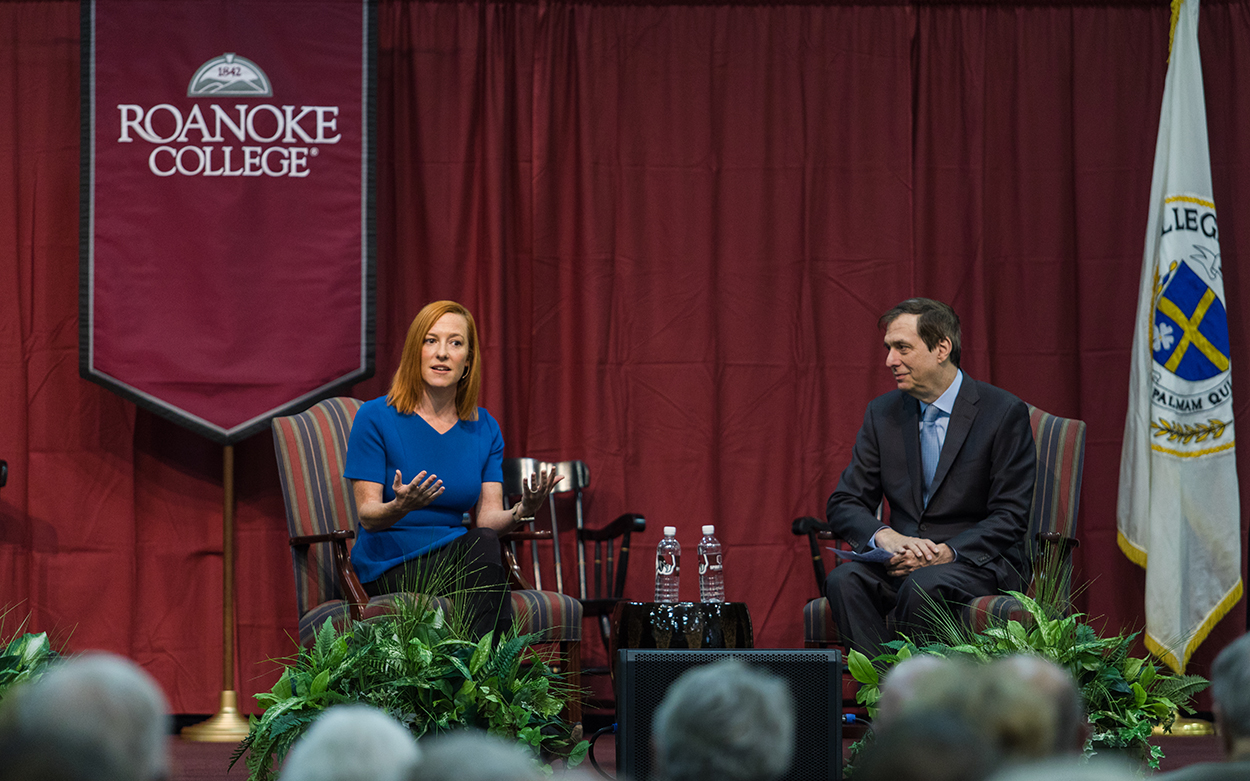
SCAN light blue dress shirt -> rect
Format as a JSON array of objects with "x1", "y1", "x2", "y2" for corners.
[
  {"x1": 869, "y1": 370, "x2": 964, "y2": 558},
  {"x1": 919, "y1": 369, "x2": 964, "y2": 451}
]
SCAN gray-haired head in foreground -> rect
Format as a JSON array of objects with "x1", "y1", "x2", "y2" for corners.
[
  {"x1": 651, "y1": 658, "x2": 796, "y2": 781},
  {"x1": 408, "y1": 730, "x2": 548, "y2": 781},
  {"x1": 3, "y1": 651, "x2": 172, "y2": 781},
  {"x1": 0, "y1": 728, "x2": 133, "y2": 781},
  {"x1": 853, "y1": 709, "x2": 999, "y2": 781},
  {"x1": 280, "y1": 705, "x2": 420, "y2": 781},
  {"x1": 1211, "y1": 631, "x2": 1250, "y2": 741},
  {"x1": 989, "y1": 655, "x2": 1086, "y2": 756},
  {"x1": 875, "y1": 654, "x2": 970, "y2": 732},
  {"x1": 988, "y1": 757, "x2": 1138, "y2": 781},
  {"x1": 874, "y1": 653, "x2": 1086, "y2": 761}
]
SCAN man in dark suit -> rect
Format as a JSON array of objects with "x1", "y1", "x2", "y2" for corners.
[{"x1": 825, "y1": 298, "x2": 1036, "y2": 658}]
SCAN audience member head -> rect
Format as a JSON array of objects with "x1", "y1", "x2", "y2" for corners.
[
  {"x1": 854, "y1": 709, "x2": 999, "y2": 781},
  {"x1": 879, "y1": 298, "x2": 962, "y2": 368},
  {"x1": 3, "y1": 652, "x2": 171, "y2": 781},
  {"x1": 875, "y1": 654, "x2": 970, "y2": 732},
  {"x1": 989, "y1": 757, "x2": 1138, "y2": 781},
  {"x1": 0, "y1": 728, "x2": 131, "y2": 781},
  {"x1": 388, "y1": 300, "x2": 481, "y2": 418},
  {"x1": 280, "y1": 705, "x2": 420, "y2": 781},
  {"x1": 1209, "y1": 631, "x2": 1250, "y2": 759},
  {"x1": 409, "y1": 730, "x2": 547, "y2": 781},
  {"x1": 991, "y1": 655, "x2": 1086, "y2": 756},
  {"x1": 872, "y1": 653, "x2": 1085, "y2": 765},
  {"x1": 651, "y1": 658, "x2": 796, "y2": 781},
  {"x1": 969, "y1": 655, "x2": 1084, "y2": 762}
]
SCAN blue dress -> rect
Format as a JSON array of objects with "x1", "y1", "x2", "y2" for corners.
[{"x1": 343, "y1": 397, "x2": 505, "y2": 584}]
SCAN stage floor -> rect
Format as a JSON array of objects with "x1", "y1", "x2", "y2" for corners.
[
  {"x1": 169, "y1": 734, "x2": 1220, "y2": 780},
  {"x1": 169, "y1": 733, "x2": 619, "y2": 779}
]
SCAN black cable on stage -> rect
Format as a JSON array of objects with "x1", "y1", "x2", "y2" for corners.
[{"x1": 587, "y1": 722, "x2": 616, "y2": 780}]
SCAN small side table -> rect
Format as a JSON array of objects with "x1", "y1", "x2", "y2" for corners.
[{"x1": 610, "y1": 601, "x2": 753, "y2": 676}]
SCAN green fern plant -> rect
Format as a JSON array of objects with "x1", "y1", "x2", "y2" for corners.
[
  {"x1": 0, "y1": 608, "x2": 60, "y2": 704},
  {"x1": 846, "y1": 587, "x2": 1208, "y2": 769},
  {"x1": 231, "y1": 573, "x2": 587, "y2": 781}
]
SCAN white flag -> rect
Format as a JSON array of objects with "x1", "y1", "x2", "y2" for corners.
[{"x1": 1117, "y1": 0, "x2": 1242, "y2": 674}]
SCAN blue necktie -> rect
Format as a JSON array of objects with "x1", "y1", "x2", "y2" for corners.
[{"x1": 921, "y1": 404, "x2": 942, "y2": 507}]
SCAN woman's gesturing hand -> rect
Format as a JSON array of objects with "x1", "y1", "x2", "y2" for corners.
[
  {"x1": 392, "y1": 469, "x2": 444, "y2": 512},
  {"x1": 517, "y1": 465, "x2": 564, "y2": 517}
]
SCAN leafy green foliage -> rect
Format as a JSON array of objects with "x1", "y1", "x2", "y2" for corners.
[
  {"x1": 232, "y1": 594, "x2": 587, "y2": 781},
  {"x1": 0, "y1": 609, "x2": 60, "y2": 703},
  {"x1": 845, "y1": 590, "x2": 1209, "y2": 770}
]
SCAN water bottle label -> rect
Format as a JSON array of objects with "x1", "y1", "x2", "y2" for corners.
[
  {"x1": 699, "y1": 553, "x2": 722, "y2": 574},
  {"x1": 656, "y1": 553, "x2": 677, "y2": 575}
]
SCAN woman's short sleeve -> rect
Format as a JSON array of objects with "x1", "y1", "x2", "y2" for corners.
[
  {"x1": 481, "y1": 409, "x2": 504, "y2": 484},
  {"x1": 344, "y1": 400, "x2": 386, "y2": 483}
]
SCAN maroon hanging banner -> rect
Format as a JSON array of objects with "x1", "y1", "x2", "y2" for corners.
[{"x1": 80, "y1": 0, "x2": 375, "y2": 444}]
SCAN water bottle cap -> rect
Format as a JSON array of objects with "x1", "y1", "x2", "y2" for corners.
[
  {"x1": 702, "y1": 525, "x2": 715, "y2": 535},
  {"x1": 663, "y1": 526, "x2": 677, "y2": 536}
]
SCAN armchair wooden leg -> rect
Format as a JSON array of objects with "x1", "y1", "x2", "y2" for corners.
[{"x1": 562, "y1": 640, "x2": 582, "y2": 726}]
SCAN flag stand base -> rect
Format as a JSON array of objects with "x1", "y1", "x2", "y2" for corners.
[
  {"x1": 1153, "y1": 711, "x2": 1215, "y2": 737},
  {"x1": 181, "y1": 690, "x2": 251, "y2": 742}
]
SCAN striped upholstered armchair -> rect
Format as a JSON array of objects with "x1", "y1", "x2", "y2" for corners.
[
  {"x1": 798, "y1": 404, "x2": 1087, "y2": 647},
  {"x1": 273, "y1": 397, "x2": 398, "y2": 646},
  {"x1": 272, "y1": 397, "x2": 584, "y2": 719}
]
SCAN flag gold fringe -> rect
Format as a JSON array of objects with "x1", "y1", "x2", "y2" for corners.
[
  {"x1": 1145, "y1": 578, "x2": 1244, "y2": 674},
  {"x1": 1168, "y1": 0, "x2": 1184, "y2": 62},
  {"x1": 1117, "y1": 531, "x2": 1242, "y2": 673},
  {"x1": 1117, "y1": 530, "x2": 1149, "y2": 569}
]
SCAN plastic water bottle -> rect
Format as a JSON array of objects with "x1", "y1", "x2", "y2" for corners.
[
  {"x1": 698, "y1": 525, "x2": 724, "y2": 602},
  {"x1": 654, "y1": 526, "x2": 681, "y2": 603}
]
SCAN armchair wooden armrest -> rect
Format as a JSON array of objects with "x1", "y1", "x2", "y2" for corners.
[
  {"x1": 790, "y1": 516, "x2": 838, "y2": 542},
  {"x1": 791, "y1": 515, "x2": 830, "y2": 537},
  {"x1": 580, "y1": 512, "x2": 645, "y2": 542},
  {"x1": 1031, "y1": 532, "x2": 1080, "y2": 610},
  {"x1": 289, "y1": 529, "x2": 369, "y2": 622},
  {"x1": 289, "y1": 529, "x2": 355, "y2": 546},
  {"x1": 504, "y1": 530, "x2": 553, "y2": 541},
  {"x1": 791, "y1": 516, "x2": 836, "y2": 593},
  {"x1": 578, "y1": 513, "x2": 645, "y2": 601},
  {"x1": 502, "y1": 530, "x2": 551, "y2": 590},
  {"x1": 1036, "y1": 531, "x2": 1080, "y2": 554}
]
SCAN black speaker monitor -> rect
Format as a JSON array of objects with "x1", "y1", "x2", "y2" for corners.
[{"x1": 616, "y1": 648, "x2": 843, "y2": 781}]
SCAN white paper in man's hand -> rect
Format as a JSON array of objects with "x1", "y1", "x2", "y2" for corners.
[{"x1": 827, "y1": 546, "x2": 895, "y2": 564}]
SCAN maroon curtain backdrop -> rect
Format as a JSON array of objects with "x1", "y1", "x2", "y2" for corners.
[{"x1": 2, "y1": 0, "x2": 1249, "y2": 713}]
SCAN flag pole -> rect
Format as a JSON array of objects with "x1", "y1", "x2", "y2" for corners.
[{"x1": 182, "y1": 444, "x2": 251, "y2": 742}]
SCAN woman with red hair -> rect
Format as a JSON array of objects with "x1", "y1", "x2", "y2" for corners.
[{"x1": 344, "y1": 300, "x2": 559, "y2": 640}]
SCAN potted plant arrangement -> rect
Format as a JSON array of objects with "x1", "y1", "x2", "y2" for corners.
[
  {"x1": 232, "y1": 577, "x2": 589, "y2": 781},
  {"x1": 0, "y1": 609, "x2": 59, "y2": 704},
  {"x1": 845, "y1": 588, "x2": 1209, "y2": 770}
]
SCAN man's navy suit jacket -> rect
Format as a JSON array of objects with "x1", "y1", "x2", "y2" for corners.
[{"x1": 826, "y1": 375, "x2": 1037, "y2": 591}]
